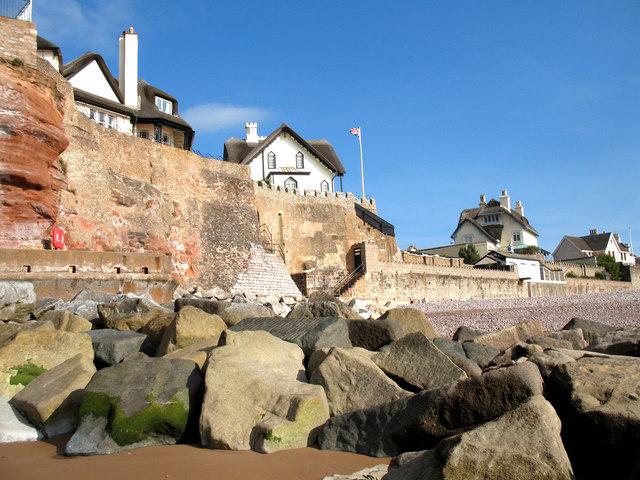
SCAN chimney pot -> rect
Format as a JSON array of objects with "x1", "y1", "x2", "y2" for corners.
[
  {"x1": 245, "y1": 122, "x2": 259, "y2": 143},
  {"x1": 499, "y1": 189, "x2": 511, "y2": 211},
  {"x1": 589, "y1": 228, "x2": 598, "y2": 235},
  {"x1": 479, "y1": 194, "x2": 487, "y2": 207}
]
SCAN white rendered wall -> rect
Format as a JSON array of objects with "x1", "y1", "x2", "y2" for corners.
[
  {"x1": 76, "y1": 102, "x2": 133, "y2": 134},
  {"x1": 508, "y1": 258, "x2": 541, "y2": 281},
  {"x1": 68, "y1": 60, "x2": 120, "y2": 103},
  {"x1": 453, "y1": 222, "x2": 492, "y2": 245},
  {"x1": 247, "y1": 133, "x2": 335, "y2": 191}
]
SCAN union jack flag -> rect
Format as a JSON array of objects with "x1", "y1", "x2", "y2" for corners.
[{"x1": 349, "y1": 127, "x2": 361, "y2": 137}]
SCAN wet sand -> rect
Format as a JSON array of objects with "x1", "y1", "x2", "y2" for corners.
[{"x1": 0, "y1": 437, "x2": 387, "y2": 480}]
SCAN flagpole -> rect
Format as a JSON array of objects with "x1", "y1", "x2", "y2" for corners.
[{"x1": 358, "y1": 127, "x2": 365, "y2": 199}]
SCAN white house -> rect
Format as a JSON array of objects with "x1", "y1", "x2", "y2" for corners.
[
  {"x1": 223, "y1": 123, "x2": 346, "y2": 192},
  {"x1": 553, "y1": 229, "x2": 636, "y2": 266},
  {"x1": 36, "y1": 27, "x2": 194, "y2": 149},
  {"x1": 475, "y1": 251, "x2": 564, "y2": 282},
  {"x1": 451, "y1": 190, "x2": 540, "y2": 252}
]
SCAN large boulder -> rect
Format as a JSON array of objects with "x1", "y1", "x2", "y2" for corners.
[
  {"x1": 452, "y1": 326, "x2": 486, "y2": 343},
  {"x1": 0, "y1": 281, "x2": 36, "y2": 322},
  {"x1": 372, "y1": 333, "x2": 467, "y2": 391},
  {"x1": 157, "y1": 306, "x2": 226, "y2": 356},
  {"x1": 310, "y1": 347, "x2": 411, "y2": 416},
  {"x1": 10, "y1": 354, "x2": 96, "y2": 436},
  {"x1": 218, "y1": 302, "x2": 272, "y2": 327},
  {"x1": 562, "y1": 317, "x2": 618, "y2": 345},
  {"x1": 0, "y1": 400, "x2": 41, "y2": 443},
  {"x1": 383, "y1": 395, "x2": 573, "y2": 480},
  {"x1": 544, "y1": 328, "x2": 588, "y2": 350},
  {"x1": 318, "y1": 362, "x2": 543, "y2": 457},
  {"x1": 0, "y1": 329, "x2": 93, "y2": 399},
  {"x1": 65, "y1": 355, "x2": 202, "y2": 456},
  {"x1": 347, "y1": 319, "x2": 405, "y2": 350},
  {"x1": 164, "y1": 339, "x2": 219, "y2": 370},
  {"x1": 231, "y1": 317, "x2": 352, "y2": 355},
  {"x1": 87, "y1": 329, "x2": 149, "y2": 365},
  {"x1": 174, "y1": 297, "x2": 229, "y2": 316},
  {"x1": 56, "y1": 290, "x2": 117, "y2": 323},
  {"x1": 461, "y1": 342, "x2": 499, "y2": 369},
  {"x1": 200, "y1": 330, "x2": 329, "y2": 453},
  {"x1": 379, "y1": 308, "x2": 438, "y2": 339},
  {"x1": 472, "y1": 320, "x2": 544, "y2": 351},
  {"x1": 288, "y1": 300, "x2": 362, "y2": 321},
  {"x1": 586, "y1": 327, "x2": 640, "y2": 357},
  {"x1": 432, "y1": 338, "x2": 481, "y2": 377},
  {"x1": 545, "y1": 354, "x2": 640, "y2": 480},
  {"x1": 97, "y1": 297, "x2": 175, "y2": 344},
  {"x1": 38, "y1": 310, "x2": 92, "y2": 333}
]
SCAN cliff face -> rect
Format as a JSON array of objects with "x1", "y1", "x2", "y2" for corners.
[{"x1": 0, "y1": 60, "x2": 69, "y2": 248}]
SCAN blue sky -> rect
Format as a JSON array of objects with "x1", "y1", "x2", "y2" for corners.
[{"x1": 36, "y1": 1, "x2": 639, "y2": 252}]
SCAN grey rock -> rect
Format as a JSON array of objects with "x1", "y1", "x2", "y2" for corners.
[
  {"x1": 383, "y1": 396, "x2": 573, "y2": 480},
  {"x1": 310, "y1": 347, "x2": 411, "y2": 416},
  {"x1": 288, "y1": 300, "x2": 362, "y2": 320},
  {"x1": 65, "y1": 355, "x2": 202, "y2": 455},
  {"x1": 0, "y1": 282, "x2": 36, "y2": 322},
  {"x1": 379, "y1": 308, "x2": 439, "y2": 339},
  {"x1": 527, "y1": 336, "x2": 574, "y2": 350},
  {"x1": 231, "y1": 317, "x2": 351, "y2": 355},
  {"x1": 348, "y1": 319, "x2": 405, "y2": 350},
  {"x1": 0, "y1": 400, "x2": 41, "y2": 443},
  {"x1": 562, "y1": 317, "x2": 618, "y2": 345},
  {"x1": 97, "y1": 298, "x2": 174, "y2": 347},
  {"x1": 218, "y1": 302, "x2": 272, "y2": 327},
  {"x1": 461, "y1": 342, "x2": 499, "y2": 369},
  {"x1": 452, "y1": 326, "x2": 486, "y2": 343},
  {"x1": 373, "y1": 333, "x2": 467, "y2": 391},
  {"x1": 544, "y1": 328, "x2": 588, "y2": 350},
  {"x1": 472, "y1": 320, "x2": 544, "y2": 351},
  {"x1": 432, "y1": 338, "x2": 481, "y2": 377},
  {"x1": 318, "y1": 362, "x2": 543, "y2": 457},
  {"x1": 174, "y1": 297, "x2": 230, "y2": 316},
  {"x1": 31, "y1": 298, "x2": 60, "y2": 318},
  {"x1": 586, "y1": 327, "x2": 640, "y2": 357},
  {"x1": 87, "y1": 329, "x2": 149, "y2": 365},
  {"x1": 545, "y1": 354, "x2": 640, "y2": 480}
]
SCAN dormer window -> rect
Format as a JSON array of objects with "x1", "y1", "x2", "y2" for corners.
[
  {"x1": 155, "y1": 96, "x2": 173, "y2": 115},
  {"x1": 483, "y1": 214, "x2": 499, "y2": 224},
  {"x1": 267, "y1": 152, "x2": 276, "y2": 169},
  {"x1": 296, "y1": 151, "x2": 304, "y2": 169}
]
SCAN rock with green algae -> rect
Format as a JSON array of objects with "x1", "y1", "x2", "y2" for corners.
[
  {"x1": 199, "y1": 330, "x2": 329, "y2": 453},
  {"x1": 65, "y1": 354, "x2": 202, "y2": 456}
]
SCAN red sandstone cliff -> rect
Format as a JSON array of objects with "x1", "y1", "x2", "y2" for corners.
[{"x1": 0, "y1": 60, "x2": 69, "y2": 248}]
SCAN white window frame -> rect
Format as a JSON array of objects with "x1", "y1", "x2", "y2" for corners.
[
  {"x1": 296, "y1": 151, "x2": 304, "y2": 169},
  {"x1": 155, "y1": 96, "x2": 173, "y2": 115},
  {"x1": 267, "y1": 152, "x2": 276, "y2": 169},
  {"x1": 284, "y1": 176, "x2": 298, "y2": 191},
  {"x1": 463, "y1": 234, "x2": 474, "y2": 244},
  {"x1": 512, "y1": 231, "x2": 522, "y2": 243},
  {"x1": 320, "y1": 180, "x2": 329, "y2": 192}
]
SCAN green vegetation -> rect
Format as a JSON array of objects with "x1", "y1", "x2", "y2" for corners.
[
  {"x1": 58, "y1": 158, "x2": 68, "y2": 174},
  {"x1": 459, "y1": 244, "x2": 481, "y2": 265},
  {"x1": 516, "y1": 246, "x2": 540, "y2": 255},
  {"x1": 78, "y1": 391, "x2": 189, "y2": 446},
  {"x1": 596, "y1": 254, "x2": 622, "y2": 281},
  {"x1": 9, "y1": 362, "x2": 46, "y2": 386},
  {"x1": 594, "y1": 271, "x2": 605, "y2": 280},
  {"x1": 11, "y1": 58, "x2": 23, "y2": 67},
  {"x1": 263, "y1": 431, "x2": 283, "y2": 443},
  {"x1": 565, "y1": 271, "x2": 578, "y2": 278}
]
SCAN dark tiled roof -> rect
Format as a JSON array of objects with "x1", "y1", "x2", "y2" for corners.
[
  {"x1": 36, "y1": 35, "x2": 62, "y2": 63},
  {"x1": 566, "y1": 233, "x2": 611, "y2": 252},
  {"x1": 458, "y1": 199, "x2": 538, "y2": 236},
  {"x1": 62, "y1": 52, "x2": 124, "y2": 103},
  {"x1": 223, "y1": 124, "x2": 346, "y2": 175},
  {"x1": 61, "y1": 52, "x2": 193, "y2": 136}
]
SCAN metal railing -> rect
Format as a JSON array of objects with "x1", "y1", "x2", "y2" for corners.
[
  {"x1": 259, "y1": 224, "x2": 285, "y2": 261},
  {"x1": 330, "y1": 263, "x2": 366, "y2": 296},
  {"x1": 0, "y1": 0, "x2": 31, "y2": 21}
]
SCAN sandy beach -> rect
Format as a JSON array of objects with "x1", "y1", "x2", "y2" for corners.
[{"x1": 0, "y1": 437, "x2": 387, "y2": 480}]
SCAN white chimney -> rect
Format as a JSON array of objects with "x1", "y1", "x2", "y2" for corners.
[
  {"x1": 118, "y1": 27, "x2": 138, "y2": 108},
  {"x1": 245, "y1": 122, "x2": 259, "y2": 143},
  {"x1": 514, "y1": 200, "x2": 524, "y2": 217},
  {"x1": 479, "y1": 194, "x2": 487, "y2": 207},
  {"x1": 500, "y1": 189, "x2": 511, "y2": 211}
]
